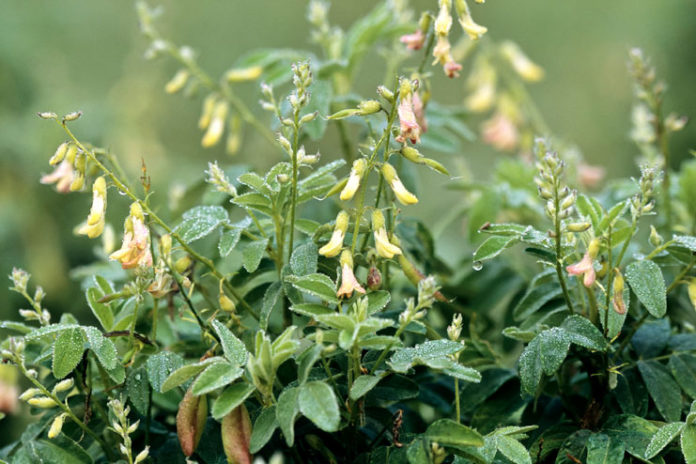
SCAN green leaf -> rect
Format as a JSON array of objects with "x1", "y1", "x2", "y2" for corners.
[
  {"x1": 539, "y1": 328, "x2": 571, "y2": 375},
  {"x1": 638, "y1": 360, "x2": 682, "y2": 422},
  {"x1": 242, "y1": 238, "x2": 269, "y2": 273},
  {"x1": 175, "y1": 205, "x2": 229, "y2": 242},
  {"x1": 366, "y1": 291, "x2": 390, "y2": 314},
  {"x1": 52, "y1": 328, "x2": 86, "y2": 379},
  {"x1": 406, "y1": 438, "x2": 430, "y2": 464},
  {"x1": 350, "y1": 375, "x2": 382, "y2": 401},
  {"x1": 249, "y1": 406, "x2": 279, "y2": 454},
  {"x1": 276, "y1": 387, "x2": 301, "y2": 446},
  {"x1": 513, "y1": 282, "x2": 563, "y2": 321},
  {"x1": 161, "y1": 357, "x2": 224, "y2": 392},
  {"x1": 290, "y1": 303, "x2": 335, "y2": 318},
  {"x1": 232, "y1": 192, "x2": 273, "y2": 215},
  {"x1": 82, "y1": 327, "x2": 118, "y2": 370},
  {"x1": 299, "y1": 381, "x2": 340, "y2": 432},
  {"x1": 645, "y1": 422, "x2": 684, "y2": 459},
  {"x1": 260, "y1": 282, "x2": 283, "y2": 331},
  {"x1": 126, "y1": 367, "x2": 150, "y2": 415},
  {"x1": 22, "y1": 435, "x2": 93, "y2": 464},
  {"x1": 211, "y1": 383, "x2": 256, "y2": 420},
  {"x1": 219, "y1": 228, "x2": 242, "y2": 257},
  {"x1": 285, "y1": 273, "x2": 339, "y2": 305},
  {"x1": 586, "y1": 433, "x2": 624, "y2": 464},
  {"x1": 625, "y1": 260, "x2": 666, "y2": 317},
  {"x1": 425, "y1": 419, "x2": 484, "y2": 447},
  {"x1": 683, "y1": 424, "x2": 696, "y2": 464},
  {"x1": 443, "y1": 364, "x2": 482, "y2": 383},
  {"x1": 85, "y1": 286, "x2": 113, "y2": 331},
  {"x1": 389, "y1": 339, "x2": 465, "y2": 373},
  {"x1": 561, "y1": 315, "x2": 608, "y2": 351},
  {"x1": 146, "y1": 351, "x2": 184, "y2": 393},
  {"x1": 468, "y1": 189, "x2": 501, "y2": 240},
  {"x1": 669, "y1": 354, "x2": 696, "y2": 399},
  {"x1": 297, "y1": 345, "x2": 323, "y2": 385},
  {"x1": 290, "y1": 242, "x2": 318, "y2": 276},
  {"x1": 519, "y1": 336, "x2": 542, "y2": 395},
  {"x1": 496, "y1": 435, "x2": 531, "y2": 464},
  {"x1": 211, "y1": 319, "x2": 248, "y2": 366},
  {"x1": 473, "y1": 236, "x2": 519, "y2": 262}
]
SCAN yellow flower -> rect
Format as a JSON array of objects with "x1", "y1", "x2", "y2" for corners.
[
  {"x1": 40, "y1": 160, "x2": 75, "y2": 194},
  {"x1": 165, "y1": 69, "x2": 190, "y2": 94},
  {"x1": 500, "y1": 41, "x2": 544, "y2": 82},
  {"x1": 201, "y1": 101, "x2": 229, "y2": 147},
  {"x1": 319, "y1": 211, "x2": 350, "y2": 257},
  {"x1": 340, "y1": 159, "x2": 367, "y2": 201},
  {"x1": 372, "y1": 210, "x2": 402, "y2": 259},
  {"x1": 224, "y1": 66, "x2": 263, "y2": 82},
  {"x1": 382, "y1": 163, "x2": 418, "y2": 205},
  {"x1": 337, "y1": 251, "x2": 366, "y2": 299},
  {"x1": 455, "y1": 0, "x2": 487, "y2": 40},
  {"x1": 77, "y1": 176, "x2": 107, "y2": 239},
  {"x1": 109, "y1": 203, "x2": 153, "y2": 269}
]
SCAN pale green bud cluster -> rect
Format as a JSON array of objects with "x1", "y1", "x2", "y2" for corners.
[
  {"x1": 630, "y1": 165, "x2": 659, "y2": 217},
  {"x1": 206, "y1": 161, "x2": 238, "y2": 197},
  {"x1": 108, "y1": 398, "x2": 149, "y2": 464}
]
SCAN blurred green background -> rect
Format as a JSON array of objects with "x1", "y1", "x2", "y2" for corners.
[{"x1": 0, "y1": 0, "x2": 695, "y2": 442}]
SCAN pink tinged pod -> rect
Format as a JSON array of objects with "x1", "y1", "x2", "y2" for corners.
[
  {"x1": 221, "y1": 404, "x2": 252, "y2": 464},
  {"x1": 176, "y1": 388, "x2": 208, "y2": 457}
]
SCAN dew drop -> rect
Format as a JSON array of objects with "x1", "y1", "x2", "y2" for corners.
[
  {"x1": 472, "y1": 261, "x2": 483, "y2": 271},
  {"x1": 117, "y1": 190, "x2": 127, "y2": 196}
]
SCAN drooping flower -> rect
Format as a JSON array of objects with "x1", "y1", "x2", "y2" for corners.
[
  {"x1": 396, "y1": 81, "x2": 422, "y2": 144},
  {"x1": 40, "y1": 160, "x2": 75, "y2": 193},
  {"x1": 566, "y1": 239, "x2": 600, "y2": 287},
  {"x1": 455, "y1": 0, "x2": 487, "y2": 40},
  {"x1": 109, "y1": 202, "x2": 153, "y2": 269},
  {"x1": 412, "y1": 92, "x2": 428, "y2": 134},
  {"x1": 340, "y1": 159, "x2": 367, "y2": 201},
  {"x1": 465, "y1": 60, "x2": 497, "y2": 113},
  {"x1": 337, "y1": 250, "x2": 366, "y2": 299},
  {"x1": 382, "y1": 163, "x2": 418, "y2": 205},
  {"x1": 319, "y1": 211, "x2": 350, "y2": 258},
  {"x1": 444, "y1": 60, "x2": 463, "y2": 78},
  {"x1": 612, "y1": 268, "x2": 626, "y2": 315},
  {"x1": 400, "y1": 29, "x2": 425, "y2": 50},
  {"x1": 201, "y1": 101, "x2": 229, "y2": 147},
  {"x1": 500, "y1": 41, "x2": 544, "y2": 82},
  {"x1": 77, "y1": 176, "x2": 107, "y2": 239},
  {"x1": 481, "y1": 113, "x2": 519, "y2": 152},
  {"x1": 372, "y1": 210, "x2": 402, "y2": 259}
]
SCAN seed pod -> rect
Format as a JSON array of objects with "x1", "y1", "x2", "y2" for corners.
[
  {"x1": 367, "y1": 266, "x2": 382, "y2": 291},
  {"x1": 221, "y1": 404, "x2": 252, "y2": 464},
  {"x1": 176, "y1": 387, "x2": 208, "y2": 457}
]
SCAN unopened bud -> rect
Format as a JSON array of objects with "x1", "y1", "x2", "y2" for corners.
[
  {"x1": 567, "y1": 222, "x2": 591, "y2": 233},
  {"x1": 28, "y1": 397, "x2": 56, "y2": 408},
  {"x1": 134, "y1": 447, "x2": 150, "y2": 464},
  {"x1": 649, "y1": 225, "x2": 663, "y2": 247},
  {"x1": 300, "y1": 111, "x2": 318, "y2": 124},
  {"x1": 62, "y1": 111, "x2": 83, "y2": 122},
  {"x1": 174, "y1": 256, "x2": 193, "y2": 274},
  {"x1": 48, "y1": 413, "x2": 67, "y2": 439},
  {"x1": 377, "y1": 85, "x2": 394, "y2": 102},
  {"x1": 357, "y1": 100, "x2": 381, "y2": 115},
  {"x1": 38, "y1": 111, "x2": 58, "y2": 120},
  {"x1": 50, "y1": 142, "x2": 69, "y2": 165},
  {"x1": 19, "y1": 388, "x2": 41, "y2": 401},
  {"x1": 165, "y1": 69, "x2": 190, "y2": 94},
  {"x1": 220, "y1": 294, "x2": 236, "y2": 312},
  {"x1": 225, "y1": 66, "x2": 263, "y2": 82},
  {"x1": 53, "y1": 378, "x2": 74, "y2": 393}
]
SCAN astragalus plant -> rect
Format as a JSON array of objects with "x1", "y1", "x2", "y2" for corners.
[{"x1": 1, "y1": 1, "x2": 695, "y2": 463}]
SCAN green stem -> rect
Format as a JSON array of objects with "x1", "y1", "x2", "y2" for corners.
[
  {"x1": 59, "y1": 123, "x2": 258, "y2": 319},
  {"x1": 287, "y1": 110, "x2": 300, "y2": 264},
  {"x1": 553, "y1": 190, "x2": 574, "y2": 315},
  {"x1": 454, "y1": 378, "x2": 460, "y2": 424},
  {"x1": 370, "y1": 324, "x2": 406, "y2": 375},
  {"x1": 667, "y1": 257, "x2": 696, "y2": 294}
]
